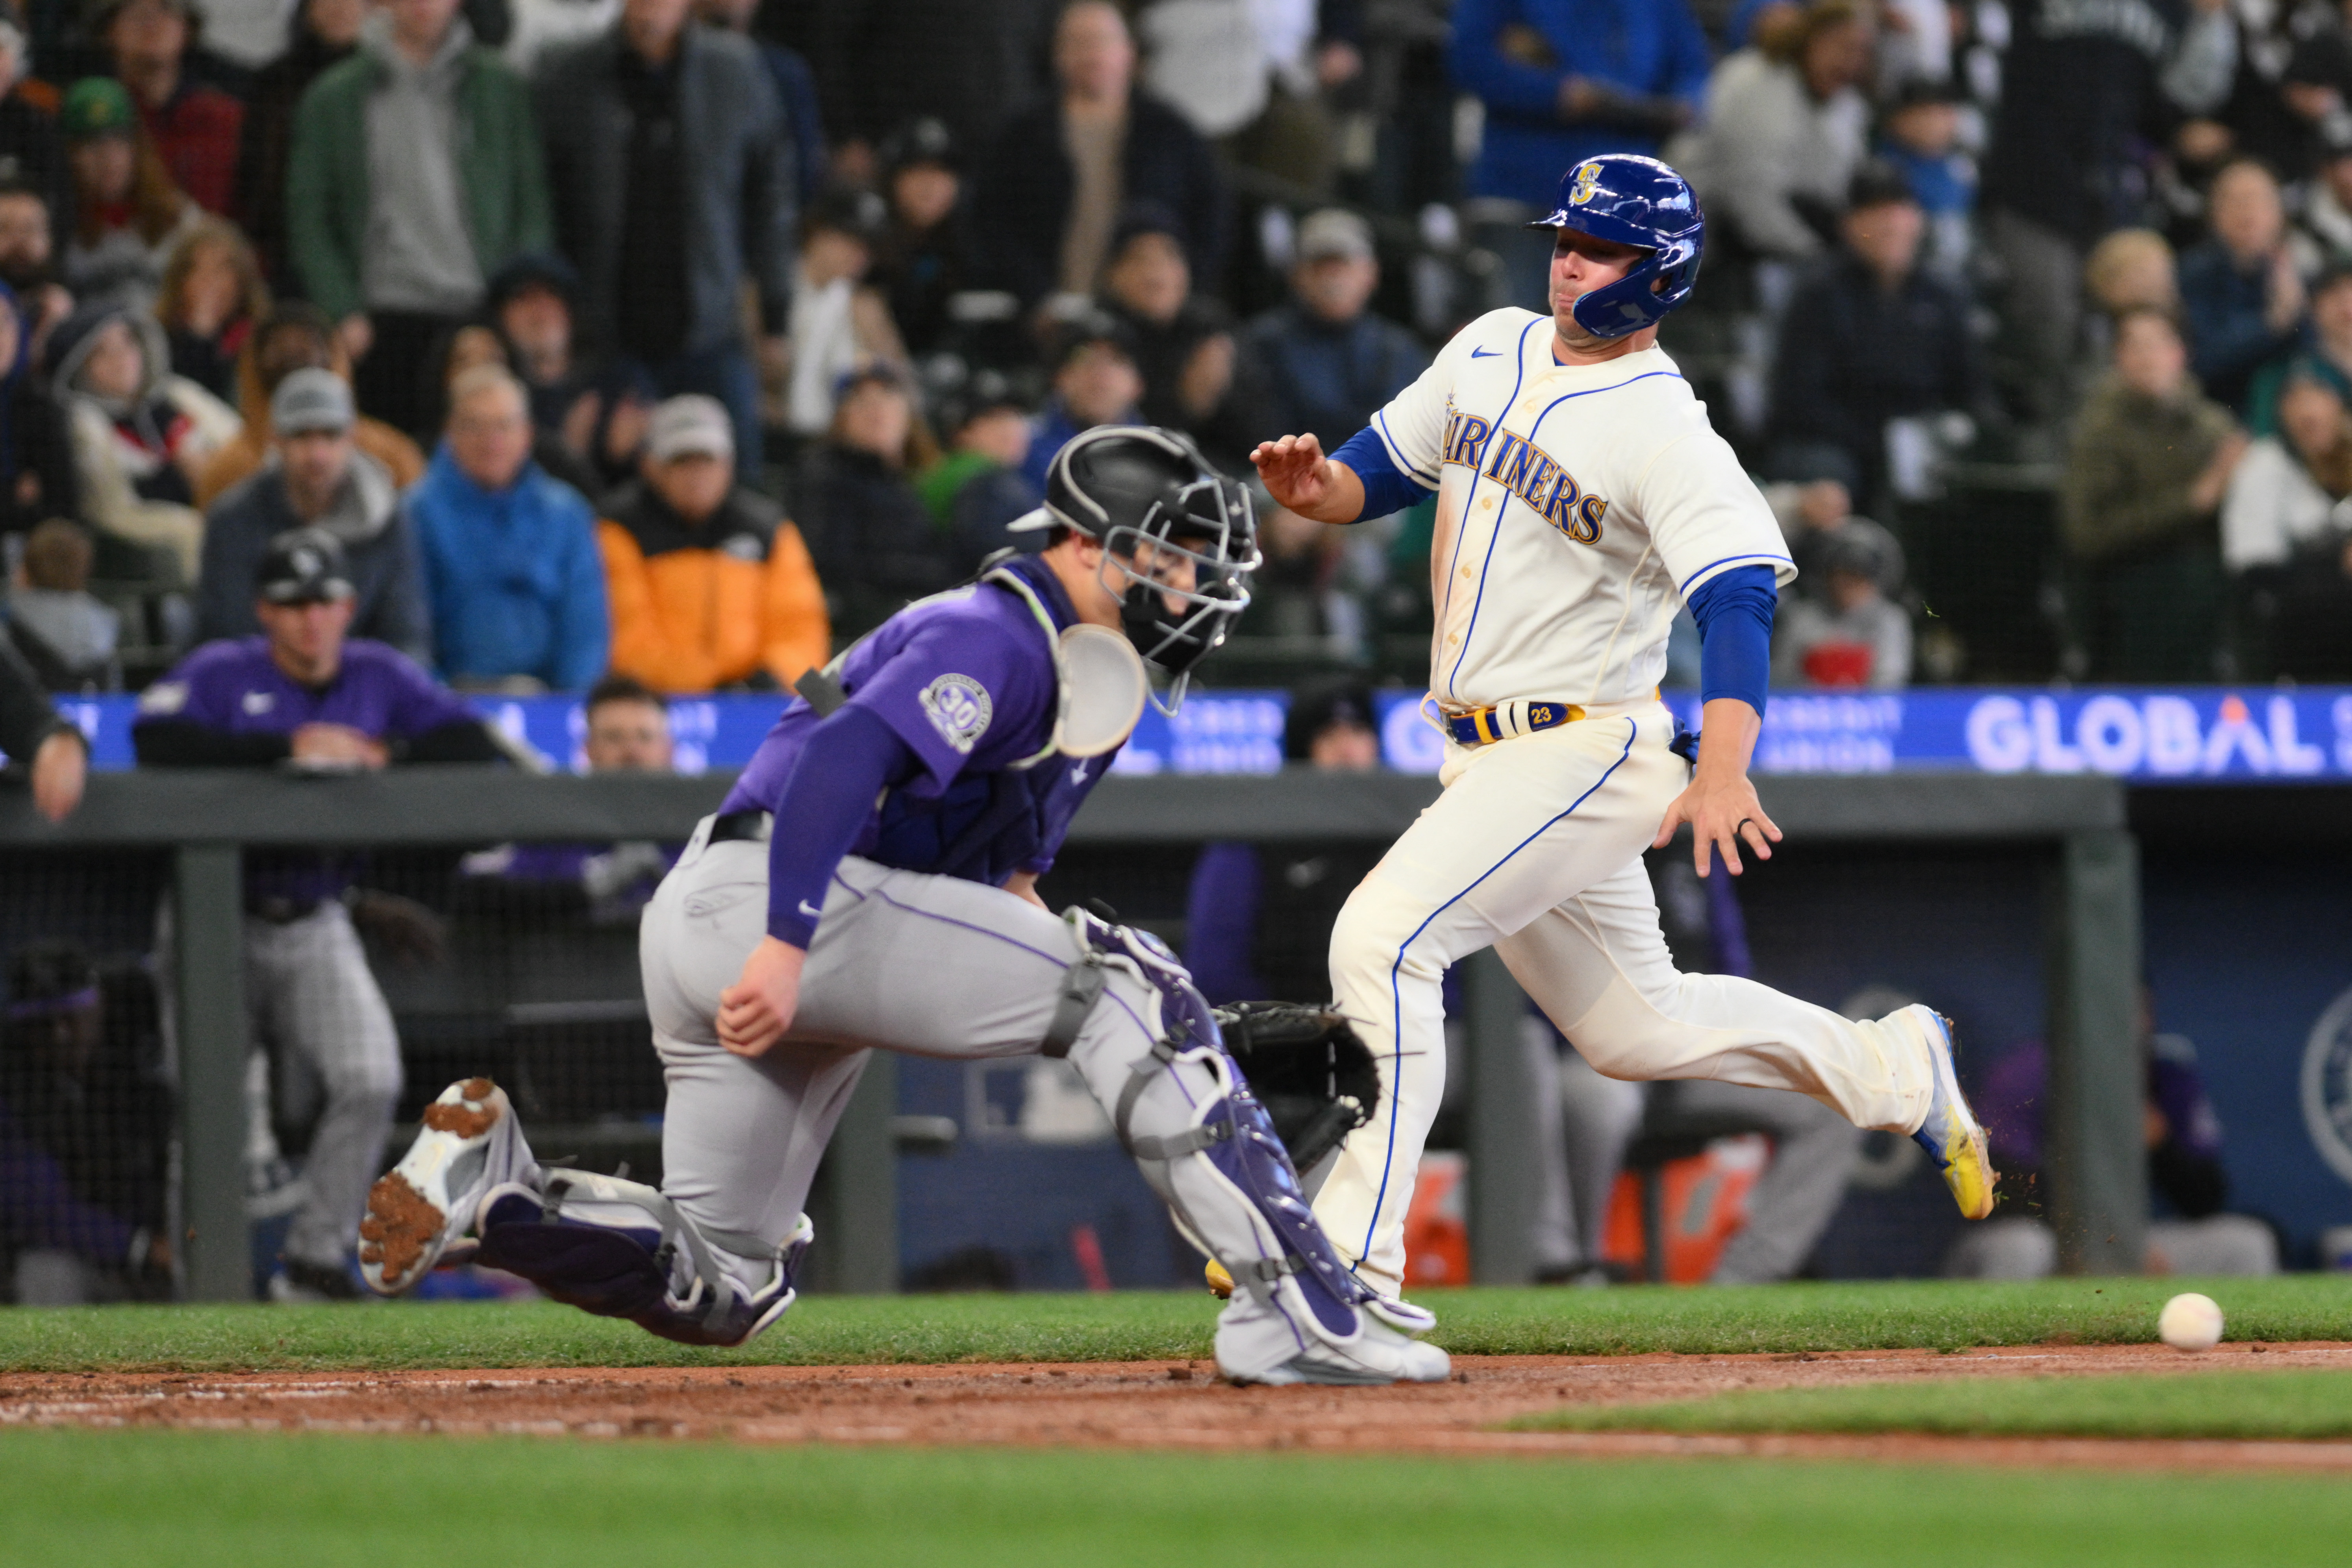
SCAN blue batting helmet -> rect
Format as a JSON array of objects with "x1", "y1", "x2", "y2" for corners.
[{"x1": 1528, "y1": 154, "x2": 1705, "y2": 339}]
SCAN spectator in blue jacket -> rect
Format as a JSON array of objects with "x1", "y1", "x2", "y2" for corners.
[
  {"x1": 406, "y1": 364, "x2": 609, "y2": 690},
  {"x1": 1877, "y1": 78, "x2": 1974, "y2": 280},
  {"x1": 1448, "y1": 0, "x2": 1712, "y2": 209},
  {"x1": 2178, "y1": 158, "x2": 2311, "y2": 415},
  {"x1": 1247, "y1": 209, "x2": 1429, "y2": 459}
]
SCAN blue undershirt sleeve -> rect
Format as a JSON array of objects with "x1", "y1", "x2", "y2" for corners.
[
  {"x1": 765, "y1": 704, "x2": 921, "y2": 947},
  {"x1": 1329, "y1": 427, "x2": 1436, "y2": 522},
  {"x1": 1688, "y1": 564, "x2": 1778, "y2": 717}
]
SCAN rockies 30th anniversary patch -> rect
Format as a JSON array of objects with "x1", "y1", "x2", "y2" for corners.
[{"x1": 920, "y1": 673, "x2": 993, "y2": 753}]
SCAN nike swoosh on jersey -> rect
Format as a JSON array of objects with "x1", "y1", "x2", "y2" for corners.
[
  {"x1": 798, "y1": 900, "x2": 823, "y2": 918},
  {"x1": 1470, "y1": 346, "x2": 1504, "y2": 358}
]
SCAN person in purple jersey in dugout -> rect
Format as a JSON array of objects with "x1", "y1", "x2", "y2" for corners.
[
  {"x1": 133, "y1": 526, "x2": 506, "y2": 1300},
  {"x1": 459, "y1": 673, "x2": 683, "y2": 922}
]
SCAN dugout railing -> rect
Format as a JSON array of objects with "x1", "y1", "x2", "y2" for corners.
[{"x1": 0, "y1": 768, "x2": 2140, "y2": 1300}]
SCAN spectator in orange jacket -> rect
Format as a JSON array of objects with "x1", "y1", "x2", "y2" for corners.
[{"x1": 597, "y1": 394, "x2": 828, "y2": 694}]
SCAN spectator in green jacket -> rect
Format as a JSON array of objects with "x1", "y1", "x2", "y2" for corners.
[
  {"x1": 2061, "y1": 307, "x2": 2247, "y2": 681},
  {"x1": 285, "y1": 0, "x2": 550, "y2": 442}
]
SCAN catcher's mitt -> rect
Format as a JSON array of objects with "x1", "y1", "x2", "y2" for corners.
[{"x1": 1213, "y1": 1002, "x2": 1379, "y2": 1172}]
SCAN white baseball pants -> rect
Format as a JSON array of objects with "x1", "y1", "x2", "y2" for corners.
[{"x1": 1315, "y1": 699, "x2": 1933, "y2": 1295}]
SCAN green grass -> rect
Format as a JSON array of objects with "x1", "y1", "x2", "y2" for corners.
[
  {"x1": 1516, "y1": 1368, "x2": 2352, "y2": 1441},
  {"x1": 9, "y1": 1427, "x2": 2352, "y2": 1568},
  {"x1": 2, "y1": 1276, "x2": 2346, "y2": 1374}
]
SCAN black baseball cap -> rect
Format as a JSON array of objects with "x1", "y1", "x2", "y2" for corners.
[
  {"x1": 879, "y1": 116, "x2": 957, "y2": 176},
  {"x1": 1049, "y1": 309, "x2": 1139, "y2": 370},
  {"x1": 1283, "y1": 677, "x2": 1378, "y2": 762},
  {"x1": 256, "y1": 527, "x2": 356, "y2": 605}
]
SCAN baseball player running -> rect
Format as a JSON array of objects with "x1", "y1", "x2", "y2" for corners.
[
  {"x1": 360, "y1": 427, "x2": 1448, "y2": 1387},
  {"x1": 1247, "y1": 155, "x2": 1995, "y2": 1307}
]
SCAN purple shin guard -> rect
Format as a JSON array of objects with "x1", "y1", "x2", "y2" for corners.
[
  {"x1": 1192, "y1": 1084, "x2": 1365, "y2": 1338},
  {"x1": 1077, "y1": 911, "x2": 1371, "y2": 1342}
]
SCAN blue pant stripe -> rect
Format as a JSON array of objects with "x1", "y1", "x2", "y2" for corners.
[{"x1": 1356, "y1": 720, "x2": 1640, "y2": 1275}]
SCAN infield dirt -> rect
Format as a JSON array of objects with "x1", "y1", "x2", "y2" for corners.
[{"x1": 9, "y1": 1341, "x2": 2352, "y2": 1472}]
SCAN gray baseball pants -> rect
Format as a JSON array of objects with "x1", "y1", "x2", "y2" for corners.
[
  {"x1": 637, "y1": 817, "x2": 1340, "y2": 1378},
  {"x1": 245, "y1": 902, "x2": 404, "y2": 1272}
]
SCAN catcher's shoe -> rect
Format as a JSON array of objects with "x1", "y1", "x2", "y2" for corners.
[
  {"x1": 1204, "y1": 1260, "x2": 1439, "y2": 1335},
  {"x1": 472, "y1": 1183, "x2": 811, "y2": 1349},
  {"x1": 1206, "y1": 1258, "x2": 1437, "y2": 1336},
  {"x1": 359, "y1": 1077, "x2": 535, "y2": 1295},
  {"x1": 1232, "y1": 1316, "x2": 1451, "y2": 1387},
  {"x1": 1360, "y1": 1291, "x2": 1438, "y2": 1337},
  {"x1": 1904, "y1": 1007, "x2": 1996, "y2": 1221}
]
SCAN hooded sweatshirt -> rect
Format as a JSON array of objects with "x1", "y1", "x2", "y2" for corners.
[
  {"x1": 47, "y1": 303, "x2": 241, "y2": 581},
  {"x1": 197, "y1": 447, "x2": 430, "y2": 662},
  {"x1": 361, "y1": 12, "x2": 487, "y2": 315}
]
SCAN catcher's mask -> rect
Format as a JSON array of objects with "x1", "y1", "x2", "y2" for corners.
[{"x1": 1007, "y1": 425, "x2": 1260, "y2": 713}]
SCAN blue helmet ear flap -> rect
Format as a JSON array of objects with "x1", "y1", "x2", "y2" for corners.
[{"x1": 1566, "y1": 231, "x2": 1703, "y2": 339}]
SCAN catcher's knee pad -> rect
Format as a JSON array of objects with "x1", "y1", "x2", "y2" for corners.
[
  {"x1": 474, "y1": 1172, "x2": 810, "y2": 1348},
  {"x1": 1050, "y1": 908, "x2": 1371, "y2": 1344}
]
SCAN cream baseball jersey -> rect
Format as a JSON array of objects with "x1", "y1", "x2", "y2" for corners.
[{"x1": 1361, "y1": 307, "x2": 1794, "y2": 710}]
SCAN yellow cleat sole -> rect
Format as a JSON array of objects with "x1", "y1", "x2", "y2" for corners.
[
  {"x1": 1205, "y1": 1259, "x2": 1233, "y2": 1299},
  {"x1": 1936, "y1": 1109, "x2": 1997, "y2": 1220}
]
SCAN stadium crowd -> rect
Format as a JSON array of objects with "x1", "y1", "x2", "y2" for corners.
[
  {"x1": 0, "y1": 0, "x2": 2335, "y2": 707},
  {"x1": 0, "y1": 0, "x2": 2333, "y2": 1299}
]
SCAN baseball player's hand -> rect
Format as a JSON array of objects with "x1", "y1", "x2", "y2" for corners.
[
  {"x1": 1653, "y1": 698, "x2": 1782, "y2": 877},
  {"x1": 1002, "y1": 870, "x2": 1050, "y2": 912},
  {"x1": 719, "y1": 936, "x2": 806, "y2": 1057},
  {"x1": 291, "y1": 723, "x2": 388, "y2": 768},
  {"x1": 1250, "y1": 434, "x2": 1364, "y2": 523},
  {"x1": 30, "y1": 728, "x2": 86, "y2": 822}
]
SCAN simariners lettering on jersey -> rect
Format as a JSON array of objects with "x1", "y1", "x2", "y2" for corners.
[{"x1": 1439, "y1": 401, "x2": 1609, "y2": 544}]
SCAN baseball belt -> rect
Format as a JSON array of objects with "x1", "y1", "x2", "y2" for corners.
[
  {"x1": 1440, "y1": 698, "x2": 1586, "y2": 748},
  {"x1": 708, "y1": 809, "x2": 772, "y2": 844}
]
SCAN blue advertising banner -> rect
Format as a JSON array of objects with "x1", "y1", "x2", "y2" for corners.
[{"x1": 41, "y1": 685, "x2": 2352, "y2": 781}]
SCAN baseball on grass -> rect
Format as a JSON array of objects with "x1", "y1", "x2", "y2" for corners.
[{"x1": 2158, "y1": 1291, "x2": 2224, "y2": 1352}]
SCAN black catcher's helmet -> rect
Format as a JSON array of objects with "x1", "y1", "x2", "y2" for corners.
[{"x1": 1011, "y1": 425, "x2": 1260, "y2": 704}]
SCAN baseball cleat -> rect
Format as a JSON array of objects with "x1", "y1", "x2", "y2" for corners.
[
  {"x1": 1210, "y1": 1260, "x2": 1437, "y2": 1336},
  {"x1": 359, "y1": 1077, "x2": 534, "y2": 1295},
  {"x1": 1360, "y1": 1291, "x2": 1438, "y2": 1337},
  {"x1": 1233, "y1": 1318, "x2": 1452, "y2": 1387},
  {"x1": 1904, "y1": 1007, "x2": 1996, "y2": 1221}
]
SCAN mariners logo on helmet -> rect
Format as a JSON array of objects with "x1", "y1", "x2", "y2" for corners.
[{"x1": 1528, "y1": 152, "x2": 1706, "y2": 339}]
